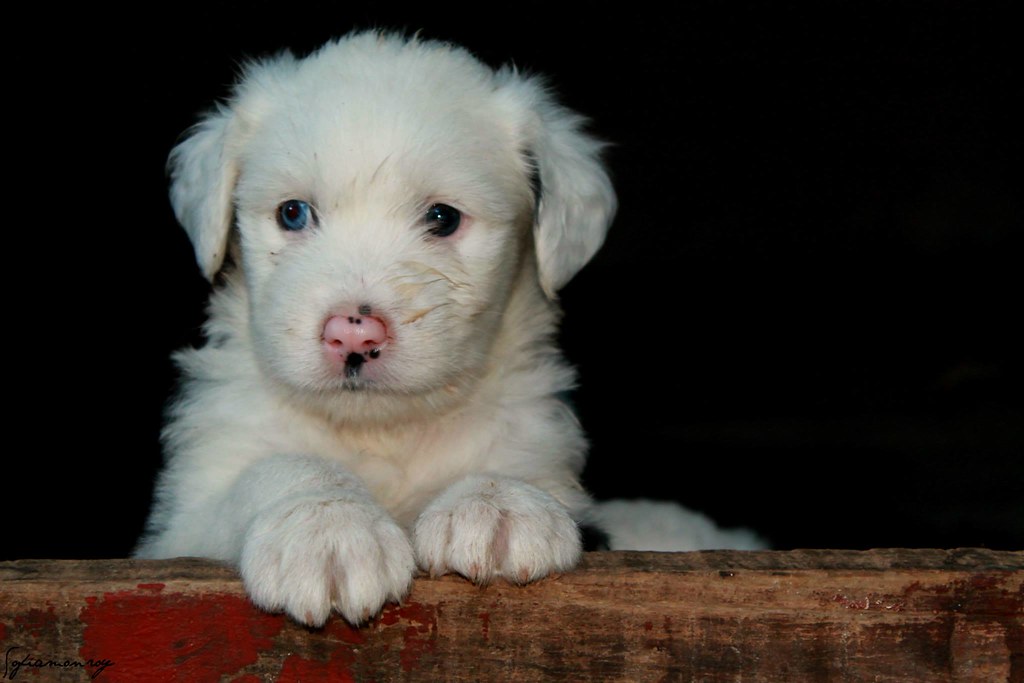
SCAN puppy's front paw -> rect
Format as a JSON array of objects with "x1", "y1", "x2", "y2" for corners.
[
  {"x1": 241, "y1": 496, "x2": 415, "y2": 627},
  {"x1": 413, "y1": 475, "x2": 582, "y2": 584}
]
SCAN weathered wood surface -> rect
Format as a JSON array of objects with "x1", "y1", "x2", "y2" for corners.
[{"x1": 1, "y1": 550, "x2": 1021, "y2": 682}]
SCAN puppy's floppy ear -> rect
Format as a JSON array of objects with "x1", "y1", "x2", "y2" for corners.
[
  {"x1": 510, "y1": 77, "x2": 617, "y2": 298},
  {"x1": 167, "y1": 106, "x2": 241, "y2": 281}
]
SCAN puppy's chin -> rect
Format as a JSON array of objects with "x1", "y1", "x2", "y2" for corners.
[{"x1": 275, "y1": 370, "x2": 476, "y2": 427}]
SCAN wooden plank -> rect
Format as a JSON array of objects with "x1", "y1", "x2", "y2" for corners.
[{"x1": 1, "y1": 550, "x2": 1021, "y2": 682}]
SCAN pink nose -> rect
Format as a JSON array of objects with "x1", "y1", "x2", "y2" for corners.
[{"x1": 322, "y1": 312, "x2": 388, "y2": 354}]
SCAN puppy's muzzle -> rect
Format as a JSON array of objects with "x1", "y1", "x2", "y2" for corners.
[{"x1": 322, "y1": 306, "x2": 388, "y2": 378}]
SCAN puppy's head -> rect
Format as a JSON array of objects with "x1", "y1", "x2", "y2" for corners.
[{"x1": 169, "y1": 32, "x2": 615, "y2": 420}]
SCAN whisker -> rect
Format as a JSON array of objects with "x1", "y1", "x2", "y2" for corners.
[
  {"x1": 395, "y1": 261, "x2": 469, "y2": 289},
  {"x1": 401, "y1": 302, "x2": 453, "y2": 325},
  {"x1": 371, "y1": 153, "x2": 393, "y2": 184},
  {"x1": 388, "y1": 277, "x2": 450, "y2": 299}
]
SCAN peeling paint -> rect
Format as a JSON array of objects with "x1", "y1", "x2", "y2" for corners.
[
  {"x1": 12, "y1": 605, "x2": 57, "y2": 642},
  {"x1": 79, "y1": 589, "x2": 284, "y2": 682},
  {"x1": 275, "y1": 618, "x2": 363, "y2": 680},
  {"x1": 379, "y1": 602, "x2": 438, "y2": 672},
  {"x1": 278, "y1": 651, "x2": 356, "y2": 682}
]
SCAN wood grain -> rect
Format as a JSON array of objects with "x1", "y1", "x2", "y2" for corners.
[{"x1": 1, "y1": 550, "x2": 1021, "y2": 682}]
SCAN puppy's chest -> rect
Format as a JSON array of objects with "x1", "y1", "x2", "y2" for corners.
[{"x1": 296, "y1": 415, "x2": 491, "y2": 515}]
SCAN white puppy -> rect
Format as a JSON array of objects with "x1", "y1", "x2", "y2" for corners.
[{"x1": 136, "y1": 31, "x2": 617, "y2": 626}]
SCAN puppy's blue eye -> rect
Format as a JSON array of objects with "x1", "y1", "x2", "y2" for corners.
[
  {"x1": 277, "y1": 200, "x2": 312, "y2": 231},
  {"x1": 425, "y1": 204, "x2": 461, "y2": 237}
]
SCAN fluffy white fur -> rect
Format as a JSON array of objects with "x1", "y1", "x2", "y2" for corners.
[
  {"x1": 137, "y1": 31, "x2": 762, "y2": 628},
  {"x1": 589, "y1": 500, "x2": 768, "y2": 552},
  {"x1": 137, "y1": 32, "x2": 614, "y2": 626}
]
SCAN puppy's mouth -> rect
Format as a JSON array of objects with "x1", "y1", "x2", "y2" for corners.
[{"x1": 342, "y1": 349, "x2": 381, "y2": 379}]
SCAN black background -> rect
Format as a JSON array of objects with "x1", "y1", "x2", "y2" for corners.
[{"x1": 8, "y1": 2, "x2": 1020, "y2": 559}]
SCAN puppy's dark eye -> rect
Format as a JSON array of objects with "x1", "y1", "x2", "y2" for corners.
[
  {"x1": 277, "y1": 200, "x2": 313, "y2": 231},
  {"x1": 425, "y1": 203, "x2": 461, "y2": 237}
]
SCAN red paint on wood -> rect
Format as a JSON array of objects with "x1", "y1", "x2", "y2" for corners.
[
  {"x1": 136, "y1": 583, "x2": 166, "y2": 593},
  {"x1": 397, "y1": 603, "x2": 438, "y2": 672},
  {"x1": 230, "y1": 676, "x2": 263, "y2": 683},
  {"x1": 378, "y1": 602, "x2": 439, "y2": 672},
  {"x1": 377, "y1": 606, "x2": 400, "y2": 626},
  {"x1": 274, "y1": 617, "x2": 367, "y2": 680},
  {"x1": 278, "y1": 652, "x2": 357, "y2": 683},
  {"x1": 326, "y1": 618, "x2": 367, "y2": 646},
  {"x1": 13, "y1": 605, "x2": 57, "y2": 642},
  {"x1": 79, "y1": 589, "x2": 284, "y2": 682}
]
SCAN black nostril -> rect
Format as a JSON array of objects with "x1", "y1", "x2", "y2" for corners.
[
  {"x1": 344, "y1": 352, "x2": 364, "y2": 379},
  {"x1": 358, "y1": 304, "x2": 372, "y2": 315}
]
